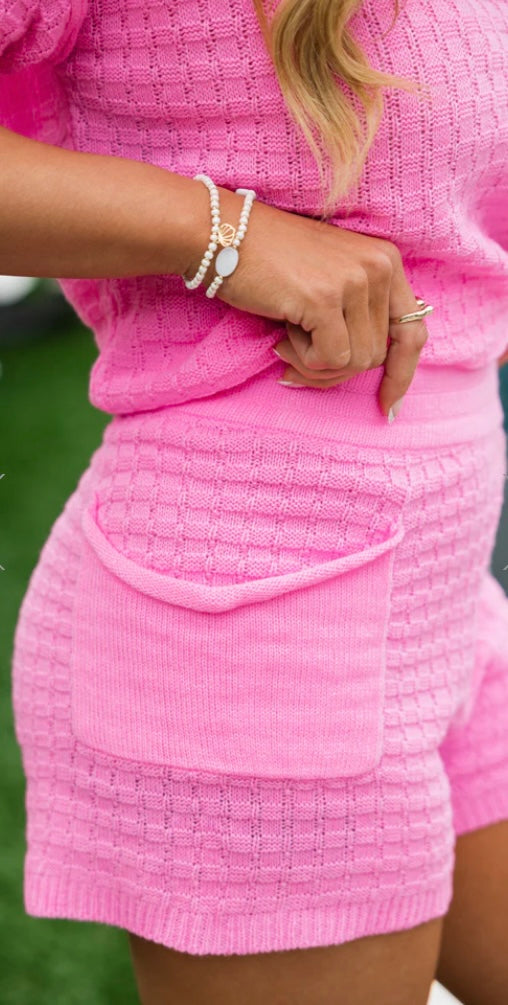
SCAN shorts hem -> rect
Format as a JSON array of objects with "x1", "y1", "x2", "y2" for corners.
[
  {"x1": 23, "y1": 867, "x2": 453, "y2": 956},
  {"x1": 452, "y1": 780, "x2": 508, "y2": 837}
]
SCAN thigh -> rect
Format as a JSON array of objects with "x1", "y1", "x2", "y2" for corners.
[
  {"x1": 128, "y1": 917, "x2": 444, "y2": 1005},
  {"x1": 436, "y1": 819, "x2": 508, "y2": 1005}
]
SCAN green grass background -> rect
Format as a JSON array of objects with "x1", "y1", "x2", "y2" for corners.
[
  {"x1": 0, "y1": 322, "x2": 139, "y2": 1004},
  {"x1": 1, "y1": 319, "x2": 508, "y2": 1003}
]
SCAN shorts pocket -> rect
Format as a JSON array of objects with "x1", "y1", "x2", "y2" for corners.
[{"x1": 70, "y1": 489, "x2": 406, "y2": 779}]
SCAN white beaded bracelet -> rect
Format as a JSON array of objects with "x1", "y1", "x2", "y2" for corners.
[
  {"x1": 206, "y1": 187, "x2": 257, "y2": 299},
  {"x1": 183, "y1": 174, "x2": 221, "y2": 290}
]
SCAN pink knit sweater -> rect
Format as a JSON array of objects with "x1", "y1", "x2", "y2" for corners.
[{"x1": 0, "y1": 0, "x2": 507, "y2": 415}]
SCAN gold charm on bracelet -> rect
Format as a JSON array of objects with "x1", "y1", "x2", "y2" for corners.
[{"x1": 217, "y1": 223, "x2": 236, "y2": 247}]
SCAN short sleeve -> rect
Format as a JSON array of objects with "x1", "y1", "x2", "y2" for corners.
[{"x1": 0, "y1": 0, "x2": 88, "y2": 74}]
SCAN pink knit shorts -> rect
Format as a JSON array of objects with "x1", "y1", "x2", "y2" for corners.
[{"x1": 12, "y1": 359, "x2": 508, "y2": 955}]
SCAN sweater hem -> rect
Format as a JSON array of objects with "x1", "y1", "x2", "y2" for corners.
[
  {"x1": 109, "y1": 360, "x2": 505, "y2": 452},
  {"x1": 23, "y1": 869, "x2": 453, "y2": 956}
]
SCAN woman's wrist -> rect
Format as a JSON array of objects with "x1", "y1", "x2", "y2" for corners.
[{"x1": 181, "y1": 184, "x2": 250, "y2": 287}]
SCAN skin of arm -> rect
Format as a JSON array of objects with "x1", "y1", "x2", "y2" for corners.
[
  {"x1": 5, "y1": 125, "x2": 493, "y2": 405},
  {"x1": 0, "y1": 124, "x2": 244, "y2": 284}
]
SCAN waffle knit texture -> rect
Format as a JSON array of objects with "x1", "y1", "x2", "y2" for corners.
[
  {"x1": 0, "y1": 0, "x2": 507, "y2": 414},
  {"x1": 5, "y1": 0, "x2": 508, "y2": 956},
  {"x1": 12, "y1": 368, "x2": 508, "y2": 954}
]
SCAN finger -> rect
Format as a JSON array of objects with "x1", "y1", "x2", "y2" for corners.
[
  {"x1": 299, "y1": 307, "x2": 352, "y2": 371},
  {"x1": 276, "y1": 328, "x2": 352, "y2": 386},
  {"x1": 367, "y1": 268, "x2": 391, "y2": 364},
  {"x1": 281, "y1": 326, "x2": 349, "y2": 379},
  {"x1": 378, "y1": 320, "x2": 429, "y2": 417},
  {"x1": 379, "y1": 248, "x2": 431, "y2": 413},
  {"x1": 279, "y1": 368, "x2": 353, "y2": 388},
  {"x1": 342, "y1": 280, "x2": 374, "y2": 371},
  {"x1": 386, "y1": 249, "x2": 433, "y2": 344},
  {"x1": 277, "y1": 345, "x2": 352, "y2": 387}
]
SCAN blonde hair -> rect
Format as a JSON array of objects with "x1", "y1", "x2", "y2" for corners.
[{"x1": 252, "y1": 0, "x2": 429, "y2": 219}]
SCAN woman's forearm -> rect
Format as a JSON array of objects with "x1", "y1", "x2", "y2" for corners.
[{"x1": 0, "y1": 125, "x2": 245, "y2": 281}]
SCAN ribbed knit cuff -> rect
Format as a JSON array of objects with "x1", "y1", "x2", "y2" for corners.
[{"x1": 24, "y1": 868, "x2": 453, "y2": 957}]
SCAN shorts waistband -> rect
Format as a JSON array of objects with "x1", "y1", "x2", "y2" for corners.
[{"x1": 171, "y1": 360, "x2": 505, "y2": 450}]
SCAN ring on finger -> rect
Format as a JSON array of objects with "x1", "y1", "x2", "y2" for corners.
[{"x1": 389, "y1": 297, "x2": 434, "y2": 325}]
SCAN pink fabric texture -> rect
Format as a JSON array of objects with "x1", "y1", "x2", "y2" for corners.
[
  {"x1": 1, "y1": 0, "x2": 508, "y2": 413},
  {"x1": 71, "y1": 448, "x2": 406, "y2": 779},
  {"x1": 4, "y1": 0, "x2": 508, "y2": 956},
  {"x1": 12, "y1": 364, "x2": 508, "y2": 954}
]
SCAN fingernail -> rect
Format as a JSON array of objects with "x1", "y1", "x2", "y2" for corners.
[
  {"x1": 272, "y1": 347, "x2": 283, "y2": 358},
  {"x1": 387, "y1": 396, "x2": 405, "y2": 423},
  {"x1": 277, "y1": 379, "x2": 304, "y2": 388}
]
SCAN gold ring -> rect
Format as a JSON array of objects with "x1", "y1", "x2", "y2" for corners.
[{"x1": 389, "y1": 297, "x2": 434, "y2": 325}]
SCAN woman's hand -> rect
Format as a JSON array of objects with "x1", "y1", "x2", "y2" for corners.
[{"x1": 212, "y1": 190, "x2": 430, "y2": 419}]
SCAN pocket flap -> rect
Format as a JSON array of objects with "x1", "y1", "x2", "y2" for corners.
[{"x1": 81, "y1": 492, "x2": 405, "y2": 613}]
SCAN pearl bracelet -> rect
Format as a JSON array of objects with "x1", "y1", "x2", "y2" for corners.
[
  {"x1": 206, "y1": 187, "x2": 257, "y2": 299},
  {"x1": 183, "y1": 174, "x2": 221, "y2": 290}
]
